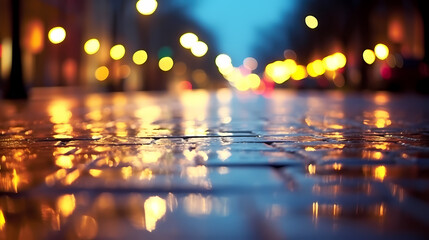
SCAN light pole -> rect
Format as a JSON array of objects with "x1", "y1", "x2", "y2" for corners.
[{"x1": 4, "y1": 0, "x2": 27, "y2": 99}]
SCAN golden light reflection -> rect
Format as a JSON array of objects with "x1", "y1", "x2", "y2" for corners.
[
  {"x1": 121, "y1": 166, "x2": 133, "y2": 179},
  {"x1": 332, "y1": 163, "x2": 342, "y2": 171},
  {"x1": 12, "y1": 169, "x2": 19, "y2": 193},
  {"x1": 364, "y1": 110, "x2": 392, "y2": 128},
  {"x1": 305, "y1": 146, "x2": 316, "y2": 152},
  {"x1": 57, "y1": 194, "x2": 76, "y2": 217},
  {"x1": 139, "y1": 150, "x2": 162, "y2": 164},
  {"x1": 308, "y1": 164, "x2": 316, "y2": 175},
  {"x1": 139, "y1": 168, "x2": 153, "y2": 180},
  {"x1": 374, "y1": 166, "x2": 387, "y2": 181},
  {"x1": 45, "y1": 169, "x2": 67, "y2": 186},
  {"x1": 144, "y1": 196, "x2": 166, "y2": 232},
  {"x1": 55, "y1": 155, "x2": 74, "y2": 169},
  {"x1": 0, "y1": 209, "x2": 5, "y2": 230},
  {"x1": 75, "y1": 215, "x2": 98, "y2": 239},
  {"x1": 134, "y1": 105, "x2": 162, "y2": 124},
  {"x1": 89, "y1": 169, "x2": 102, "y2": 177},
  {"x1": 378, "y1": 203, "x2": 385, "y2": 217},
  {"x1": 374, "y1": 93, "x2": 389, "y2": 105},
  {"x1": 312, "y1": 202, "x2": 318, "y2": 220},
  {"x1": 62, "y1": 169, "x2": 81, "y2": 185},
  {"x1": 48, "y1": 101, "x2": 72, "y2": 124},
  {"x1": 184, "y1": 194, "x2": 212, "y2": 216}
]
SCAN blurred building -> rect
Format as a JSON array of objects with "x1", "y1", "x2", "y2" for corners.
[{"x1": 0, "y1": 0, "x2": 225, "y2": 93}]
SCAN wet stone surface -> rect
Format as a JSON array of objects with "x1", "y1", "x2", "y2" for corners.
[{"x1": 0, "y1": 87, "x2": 429, "y2": 239}]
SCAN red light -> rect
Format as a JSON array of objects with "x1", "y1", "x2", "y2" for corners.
[
  {"x1": 0, "y1": 44, "x2": 2, "y2": 58},
  {"x1": 178, "y1": 80, "x2": 192, "y2": 90},
  {"x1": 380, "y1": 64, "x2": 392, "y2": 80}
]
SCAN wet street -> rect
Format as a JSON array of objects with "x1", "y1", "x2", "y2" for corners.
[{"x1": 1, "y1": 87, "x2": 429, "y2": 239}]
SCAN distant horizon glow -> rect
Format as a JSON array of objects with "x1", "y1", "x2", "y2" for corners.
[{"x1": 184, "y1": 0, "x2": 295, "y2": 66}]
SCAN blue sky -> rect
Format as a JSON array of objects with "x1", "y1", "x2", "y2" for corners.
[{"x1": 181, "y1": 0, "x2": 296, "y2": 66}]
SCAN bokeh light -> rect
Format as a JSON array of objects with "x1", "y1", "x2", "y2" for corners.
[
  {"x1": 48, "y1": 27, "x2": 66, "y2": 44},
  {"x1": 215, "y1": 54, "x2": 232, "y2": 69},
  {"x1": 305, "y1": 15, "x2": 318, "y2": 29},
  {"x1": 374, "y1": 43, "x2": 389, "y2": 60},
  {"x1": 180, "y1": 33, "x2": 198, "y2": 49},
  {"x1": 84, "y1": 38, "x2": 100, "y2": 55},
  {"x1": 191, "y1": 41, "x2": 208, "y2": 57},
  {"x1": 363, "y1": 49, "x2": 376, "y2": 64},
  {"x1": 136, "y1": 0, "x2": 158, "y2": 15},
  {"x1": 243, "y1": 57, "x2": 258, "y2": 71},
  {"x1": 159, "y1": 57, "x2": 174, "y2": 71},
  {"x1": 94, "y1": 66, "x2": 109, "y2": 81},
  {"x1": 110, "y1": 44, "x2": 125, "y2": 60},
  {"x1": 24, "y1": 20, "x2": 44, "y2": 54},
  {"x1": 291, "y1": 65, "x2": 307, "y2": 80},
  {"x1": 133, "y1": 50, "x2": 148, "y2": 65}
]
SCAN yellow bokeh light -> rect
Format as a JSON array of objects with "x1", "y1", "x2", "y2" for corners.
[
  {"x1": 307, "y1": 60, "x2": 325, "y2": 78},
  {"x1": 265, "y1": 60, "x2": 295, "y2": 84},
  {"x1": 133, "y1": 50, "x2": 148, "y2": 65},
  {"x1": 363, "y1": 49, "x2": 376, "y2": 64},
  {"x1": 374, "y1": 43, "x2": 389, "y2": 60},
  {"x1": 110, "y1": 44, "x2": 125, "y2": 60},
  {"x1": 191, "y1": 41, "x2": 208, "y2": 57},
  {"x1": 95, "y1": 66, "x2": 109, "y2": 81},
  {"x1": 215, "y1": 54, "x2": 232, "y2": 69},
  {"x1": 136, "y1": 0, "x2": 158, "y2": 15},
  {"x1": 247, "y1": 73, "x2": 261, "y2": 89},
  {"x1": 180, "y1": 32, "x2": 198, "y2": 49},
  {"x1": 323, "y1": 52, "x2": 346, "y2": 71},
  {"x1": 305, "y1": 15, "x2": 318, "y2": 29},
  {"x1": 159, "y1": 56, "x2": 174, "y2": 71},
  {"x1": 291, "y1": 65, "x2": 308, "y2": 80},
  {"x1": 84, "y1": 38, "x2": 100, "y2": 55},
  {"x1": 48, "y1": 27, "x2": 66, "y2": 44}
]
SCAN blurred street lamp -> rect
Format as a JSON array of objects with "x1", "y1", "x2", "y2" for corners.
[
  {"x1": 191, "y1": 41, "x2": 208, "y2": 57},
  {"x1": 136, "y1": 0, "x2": 158, "y2": 15},
  {"x1": 84, "y1": 38, "x2": 100, "y2": 55},
  {"x1": 180, "y1": 33, "x2": 198, "y2": 49},
  {"x1": 133, "y1": 50, "x2": 148, "y2": 65},
  {"x1": 48, "y1": 27, "x2": 66, "y2": 44},
  {"x1": 305, "y1": 15, "x2": 318, "y2": 29},
  {"x1": 374, "y1": 44, "x2": 389, "y2": 60},
  {"x1": 159, "y1": 57, "x2": 174, "y2": 71},
  {"x1": 110, "y1": 44, "x2": 125, "y2": 60},
  {"x1": 363, "y1": 49, "x2": 376, "y2": 64}
]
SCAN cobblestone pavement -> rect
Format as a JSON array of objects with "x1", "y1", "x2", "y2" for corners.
[{"x1": 1, "y1": 87, "x2": 429, "y2": 239}]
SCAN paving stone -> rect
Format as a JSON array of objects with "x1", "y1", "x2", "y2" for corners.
[{"x1": 1, "y1": 88, "x2": 429, "y2": 239}]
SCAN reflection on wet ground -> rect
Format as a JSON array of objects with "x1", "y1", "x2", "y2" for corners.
[{"x1": 1, "y1": 88, "x2": 429, "y2": 239}]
